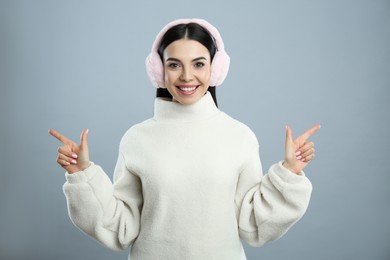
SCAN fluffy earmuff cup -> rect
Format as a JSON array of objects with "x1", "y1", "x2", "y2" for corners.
[
  {"x1": 210, "y1": 50, "x2": 230, "y2": 87},
  {"x1": 145, "y1": 52, "x2": 164, "y2": 88}
]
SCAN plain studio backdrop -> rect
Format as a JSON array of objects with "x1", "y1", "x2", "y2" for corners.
[{"x1": 1, "y1": 0, "x2": 389, "y2": 259}]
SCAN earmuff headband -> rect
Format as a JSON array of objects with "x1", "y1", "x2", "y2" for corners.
[{"x1": 145, "y1": 18, "x2": 230, "y2": 88}]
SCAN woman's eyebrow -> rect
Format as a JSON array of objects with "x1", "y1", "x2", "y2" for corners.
[
  {"x1": 165, "y1": 57, "x2": 180, "y2": 62},
  {"x1": 165, "y1": 57, "x2": 208, "y2": 62},
  {"x1": 192, "y1": 57, "x2": 208, "y2": 62}
]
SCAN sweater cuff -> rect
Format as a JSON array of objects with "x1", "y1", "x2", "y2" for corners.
[
  {"x1": 64, "y1": 162, "x2": 96, "y2": 184},
  {"x1": 270, "y1": 161, "x2": 307, "y2": 185}
]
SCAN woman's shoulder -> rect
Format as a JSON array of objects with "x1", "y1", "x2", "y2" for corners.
[
  {"x1": 119, "y1": 118, "x2": 156, "y2": 144},
  {"x1": 219, "y1": 111, "x2": 253, "y2": 131},
  {"x1": 218, "y1": 112, "x2": 259, "y2": 145}
]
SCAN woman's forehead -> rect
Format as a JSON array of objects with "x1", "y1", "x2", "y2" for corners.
[{"x1": 163, "y1": 39, "x2": 210, "y2": 61}]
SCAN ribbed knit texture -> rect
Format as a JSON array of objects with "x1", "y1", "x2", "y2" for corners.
[{"x1": 63, "y1": 92, "x2": 312, "y2": 260}]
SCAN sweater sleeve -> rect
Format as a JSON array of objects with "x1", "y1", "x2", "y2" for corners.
[
  {"x1": 62, "y1": 150, "x2": 143, "y2": 251},
  {"x1": 235, "y1": 144, "x2": 312, "y2": 247}
]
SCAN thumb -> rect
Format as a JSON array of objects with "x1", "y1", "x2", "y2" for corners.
[
  {"x1": 80, "y1": 128, "x2": 89, "y2": 149},
  {"x1": 285, "y1": 125, "x2": 293, "y2": 146}
]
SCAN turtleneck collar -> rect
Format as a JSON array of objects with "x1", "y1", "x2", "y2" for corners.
[{"x1": 153, "y1": 92, "x2": 220, "y2": 122}]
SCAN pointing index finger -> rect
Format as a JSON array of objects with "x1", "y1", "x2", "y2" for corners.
[
  {"x1": 301, "y1": 124, "x2": 321, "y2": 141},
  {"x1": 48, "y1": 129, "x2": 71, "y2": 144}
]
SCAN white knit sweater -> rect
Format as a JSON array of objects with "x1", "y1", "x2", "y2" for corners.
[{"x1": 63, "y1": 92, "x2": 312, "y2": 260}]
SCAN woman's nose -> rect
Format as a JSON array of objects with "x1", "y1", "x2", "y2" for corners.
[{"x1": 180, "y1": 67, "x2": 193, "y2": 81}]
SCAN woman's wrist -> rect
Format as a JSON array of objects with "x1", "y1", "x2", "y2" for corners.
[
  {"x1": 282, "y1": 161, "x2": 300, "y2": 175},
  {"x1": 67, "y1": 162, "x2": 91, "y2": 174}
]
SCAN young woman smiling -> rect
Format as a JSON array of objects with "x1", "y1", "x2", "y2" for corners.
[
  {"x1": 49, "y1": 18, "x2": 320, "y2": 260},
  {"x1": 163, "y1": 38, "x2": 211, "y2": 105}
]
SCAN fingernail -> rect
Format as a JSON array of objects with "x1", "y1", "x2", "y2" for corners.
[
  {"x1": 296, "y1": 155, "x2": 302, "y2": 160},
  {"x1": 71, "y1": 159, "x2": 77, "y2": 164},
  {"x1": 72, "y1": 153, "x2": 78, "y2": 159},
  {"x1": 295, "y1": 151, "x2": 301, "y2": 156}
]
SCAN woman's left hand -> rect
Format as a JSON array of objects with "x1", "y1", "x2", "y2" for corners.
[{"x1": 283, "y1": 124, "x2": 321, "y2": 174}]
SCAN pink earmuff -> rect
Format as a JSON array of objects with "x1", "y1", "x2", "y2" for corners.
[{"x1": 145, "y1": 18, "x2": 230, "y2": 88}]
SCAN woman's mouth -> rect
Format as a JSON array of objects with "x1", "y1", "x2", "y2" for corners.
[{"x1": 177, "y1": 85, "x2": 199, "y2": 95}]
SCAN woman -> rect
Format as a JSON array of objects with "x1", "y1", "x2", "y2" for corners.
[{"x1": 49, "y1": 18, "x2": 320, "y2": 260}]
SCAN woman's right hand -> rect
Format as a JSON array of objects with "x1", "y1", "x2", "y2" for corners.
[{"x1": 49, "y1": 128, "x2": 90, "y2": 174}]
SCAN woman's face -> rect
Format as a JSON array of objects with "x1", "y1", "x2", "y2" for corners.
[{"x1": 163, "y1": 39, "x2": 211, "y2": 105}]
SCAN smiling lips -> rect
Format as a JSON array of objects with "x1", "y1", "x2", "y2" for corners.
[{"x1": 177, "y1": 85, "x2": 199, "y2": 95}]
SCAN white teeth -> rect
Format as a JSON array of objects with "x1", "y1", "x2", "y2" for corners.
[{"x1": 179, "y1": 87, "x2": 196, "y2": 92}]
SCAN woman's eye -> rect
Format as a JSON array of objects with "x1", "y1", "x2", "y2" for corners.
[
  {"x1": 168, "y1": 63, "x2": 180, "y2": 69},
  {"x1": 194, "y1": 62, "x2": 205, "y2": 68}
]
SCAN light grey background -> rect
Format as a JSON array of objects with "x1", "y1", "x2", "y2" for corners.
[{"x1": 1, "y1": 0, "x2": 389, "y2": 259}]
